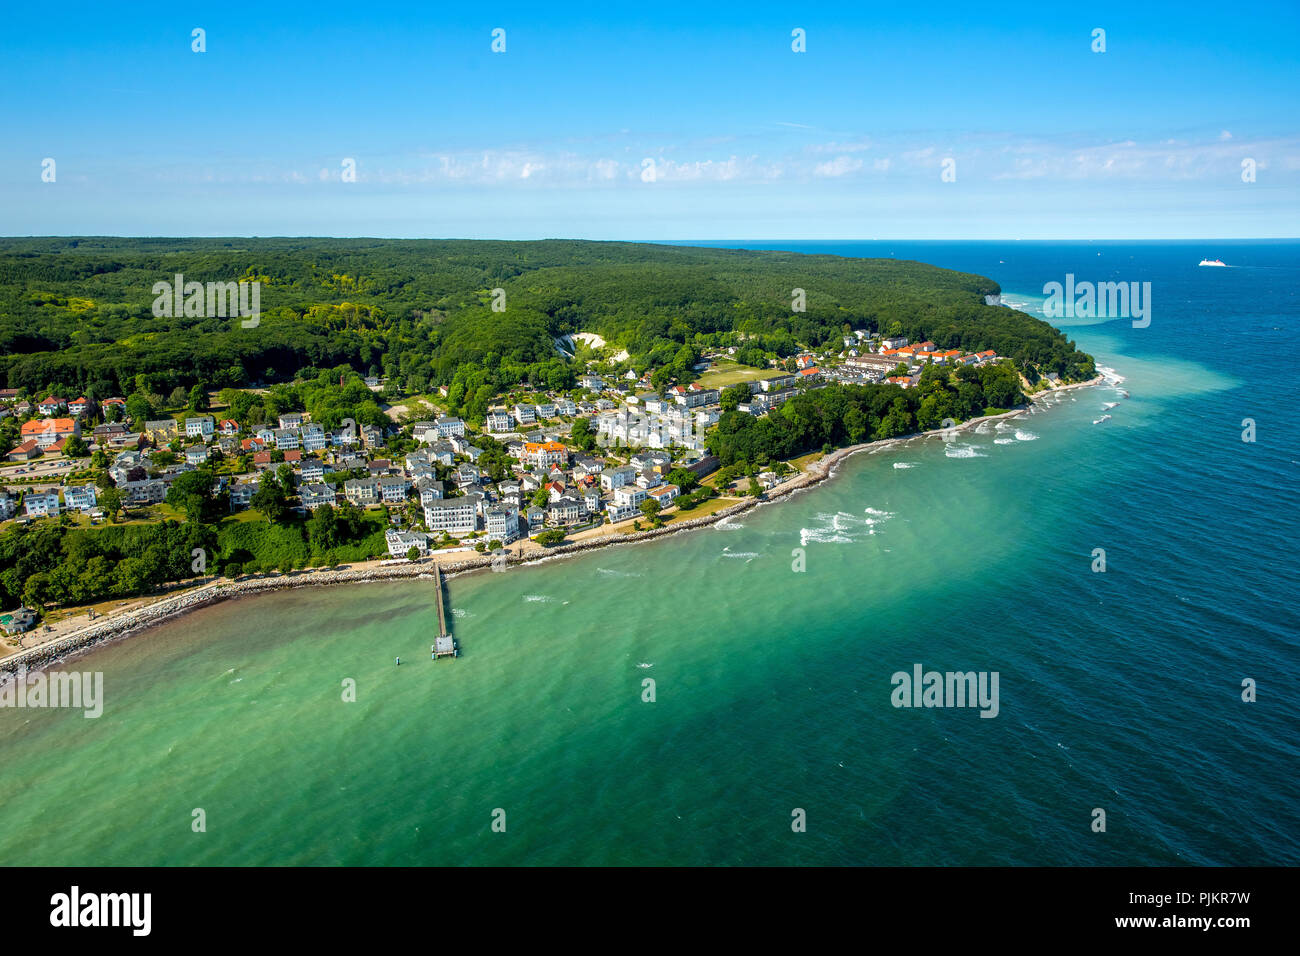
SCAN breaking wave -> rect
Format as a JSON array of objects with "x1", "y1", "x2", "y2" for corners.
[{"x1": 799, "y1": 508, "x2": 895, "y2": 545}]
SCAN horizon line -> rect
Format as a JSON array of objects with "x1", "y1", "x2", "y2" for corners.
[{"x1": 1, "y1": 235, "x2": 1296, "y2": 243}]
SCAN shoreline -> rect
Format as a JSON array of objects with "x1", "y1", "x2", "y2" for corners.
[{"x1": 0, "y1": 374, "x2": 1105, "y2": 678}]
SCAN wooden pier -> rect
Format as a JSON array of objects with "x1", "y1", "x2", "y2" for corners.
[{"x1": 431, "y1": 565, "x2": 459, "y2": 659}]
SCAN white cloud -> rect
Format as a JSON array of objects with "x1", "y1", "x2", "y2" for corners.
[{"x1": 813, "y1": 156, "x2": 864, "y2": 177}]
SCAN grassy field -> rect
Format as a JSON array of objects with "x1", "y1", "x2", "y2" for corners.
[
  {"x1": 616, "y1": 495, "x2": 739, "y2": 533},
  {"x1": 786, "y1": 451, "x2": 825, "y2": 472},
  {"x1": 665, "y1": 496, "x2": 739, "y2": 522},
  {"x1": 695, "y1": 361, "x2": 778, "y2": 388}
]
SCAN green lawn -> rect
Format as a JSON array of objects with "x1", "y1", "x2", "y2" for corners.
[
  {"x1": 662, "y1": 496, "x2": 737, "y2": 522},
  {"x1": 786, "y1": 450, "x2": 825, "y2": 471},
  {"x1": 695, "y1": 361, "x2": 779, "y2": 388}
]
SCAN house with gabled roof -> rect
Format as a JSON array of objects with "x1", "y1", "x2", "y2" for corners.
[
  {"x1": 378, "y1": 475, "x2": 412, "y2": 503},
  {"x1": 344, "y1": 478, "x2": 381, "y2": 507},
  {"x1": 299, "y1": 483, "x2": 336, "y2": 510},
  {"x1": 646, "y1": 484, "x2": 679, "y2": 507},
  {"x1": 63, "y1": 484, "x2": 99, "y2": 512},
  {"x1": 0, "y1": 607, "x2": 36, "y2": 636},
  {"x1": 24, "y1": 490, "x2": 61, "y2": 517},
  {"x1": 185, "y1": 416, "x2": 215, "y2": 440},
  {"x1": 21, "y1": 418, "x2": 79, "y2": 448},
  {"x1": 485, "y1": 507, "x2": 521, "y2": 544},
  {"x1": 386, "y1": 528, "x2": 429, "y2": 557}
]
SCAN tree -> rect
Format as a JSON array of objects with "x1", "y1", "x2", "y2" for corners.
[
  {"x1": 125, "y1": 393, "x2": 155, "y2": 426},
  {"x1": 531, "y1": 489, "x2": 549, "y2": 508},
  {"x1": 875, "y1": 397, "x2": 913, "y2": 440},
  {"x1": 569, "y1": 417, "x2": 596, "y2": 452},
  {"x1": 99, "y1": 487, "x2": 124, "y2": 522},
  {"x1": 114, "y1": 557, "x2": 150, "y2": 596},
  {"x1": 406, "y1": 546, "x2": 420, "y2": 562},
  {"x1": 639, "y1": 499, "x2": 661, "y2": 526},
  {"x1": 306, "y1": 504, "x2": 340, "y2": 552},
  {"x1": 844, "y1": 406, "x2": 868, "y2": 443},
  {"x1": 250, "y1": 476, "x2": 289, "y2": 523},
  {"x1": 665, "y1": 467, "x2": 698, "y2": 493},
  {"x1": 720, "y1": 383, "x2": 751, "y2": 413},
  {"x1": 747, "y1": 477, "x2": 762, "y2": 497},
  {"x1": 166, "y1": 469, "x2": 217, "y2": 522},
  {"x1": 62, "y1": 434, "x2": 88, "y2": 458},
  {"x1": 188, "y1": 384, "x2": 209, "y2": 411}
]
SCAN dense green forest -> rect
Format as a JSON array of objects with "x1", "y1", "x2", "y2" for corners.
[
  {"x1": 708, "y1": 362, "x2": 1024, "y2": 465},
  {"x1": 0, "y1": 504, "x2": 389, "y2": 612},
  {"x1": 0, "y1": 239, "x2": 1095, "y2": 413}
]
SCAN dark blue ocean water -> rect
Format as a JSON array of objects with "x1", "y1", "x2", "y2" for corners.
[{"x1": 679, "y1": 239, "x2": 1300, "y2": 864}]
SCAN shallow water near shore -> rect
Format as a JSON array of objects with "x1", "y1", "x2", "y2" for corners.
[{"x1": 1, "y1": 241, "x2": 1297, "y2": 866}]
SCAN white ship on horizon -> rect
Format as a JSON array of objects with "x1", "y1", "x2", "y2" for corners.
[{"x1": 1198, "y1": 258, "x2": 1227, "y2": 267}]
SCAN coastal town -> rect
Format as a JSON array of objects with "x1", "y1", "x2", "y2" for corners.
[{"x1": 0, "y1": 328, "x2": 1013, "y2": 641}]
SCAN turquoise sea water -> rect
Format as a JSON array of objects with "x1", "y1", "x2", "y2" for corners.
[{"x1": 1, "y1": 241, "x2": 1296, "y2": 866}]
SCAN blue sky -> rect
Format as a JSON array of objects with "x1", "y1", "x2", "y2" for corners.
[{"x1": 1, "y1": 0, "x2": 1297, "y2": 239}]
